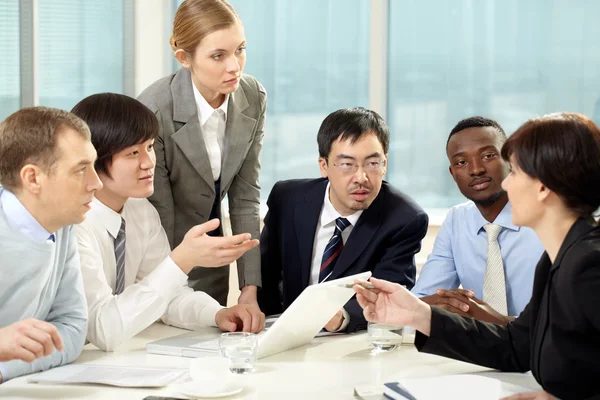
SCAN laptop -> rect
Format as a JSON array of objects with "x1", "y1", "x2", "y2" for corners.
[{"x1": 146, "y1": 271, "x2": 371, "y2": 359}]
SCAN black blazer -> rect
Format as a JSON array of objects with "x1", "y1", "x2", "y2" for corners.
[
  {"x1": 258, "y1": 178, "x2": 428, "y2": 332},
  {"x1": 415, "y1": 218, "x2": 600, "y2": 400}
]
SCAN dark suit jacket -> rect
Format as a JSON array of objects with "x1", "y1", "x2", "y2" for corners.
[
  {"x1": 416, "y1": 218, "x2": 600, "y2": 400},
  {"x1": 258, "y1": 178, "x2": 428, "y2": 332},
  {"x1": 138, "y1": 68, "x2": 266, "y2": 305}
]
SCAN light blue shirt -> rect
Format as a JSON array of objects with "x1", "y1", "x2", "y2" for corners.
[
  {"x1": 412, "y1": 201, "x2": 544, "y2": 316},
  {"x1": 0, "y1": 189, "x2": 54, "y2": 243},
  {"x1": 0, "y1": 187, "x2": 87, "y2": 382}
]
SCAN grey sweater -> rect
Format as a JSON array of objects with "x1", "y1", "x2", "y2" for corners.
[{"x1": 0, "y1": 190, "x2": 87, "y2": 381}]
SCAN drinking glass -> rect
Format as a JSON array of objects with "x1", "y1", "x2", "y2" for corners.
[{"x1": 219, "y1": 332, "x2": 258, "y2": 374}]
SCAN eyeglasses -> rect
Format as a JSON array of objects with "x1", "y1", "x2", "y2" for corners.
[{"x1": 329, "y1": 159, "x2": 387, "y2": 175}]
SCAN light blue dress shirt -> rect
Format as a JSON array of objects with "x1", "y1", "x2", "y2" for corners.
[
  {"x1": 0, "y1": 189, "x2": 54, "y2": 243},
  {"x1": 412, "y1": 201, "x2": 544, "y2": 316}
]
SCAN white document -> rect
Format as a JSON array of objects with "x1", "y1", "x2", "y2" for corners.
[
  {"x1": 28, "y1": 364, "x2": 190, "y2": 387},
  {"x1": 355, "y1": 374, "x2": 536, "y2": 400},
  {"x1": 381, "y1": 374, "x2": 535, "y2": 400}
]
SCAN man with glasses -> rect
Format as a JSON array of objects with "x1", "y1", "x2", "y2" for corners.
[{"x1": 256, "y1": 107, "x2": 428, "y2": 332}]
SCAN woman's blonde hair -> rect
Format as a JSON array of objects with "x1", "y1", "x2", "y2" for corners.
[{"x1": 170, "y1": 0, "x2": 241, "y2": 56}]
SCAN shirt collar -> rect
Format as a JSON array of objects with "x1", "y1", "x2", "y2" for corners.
[
  {"x1": 0, "y1": 187, "x2": 54, "y2": 243},
  {"x1": 191, "y1": 75, "x2": 229, "y2": 126},
  {"x1": 320, "y1": 182, "x2": 363, "y2": 228},
  {"x1": 88, "y1": 197, "x2": 123, "y2": 239},
  {"x1": 473, "y1": 200, "x2": 520, "y2": 235}
]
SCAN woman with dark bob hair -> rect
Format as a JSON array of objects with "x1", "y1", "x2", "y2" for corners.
[{"x1": 354, "y1": 113, "x2": 600, "y2": 400}]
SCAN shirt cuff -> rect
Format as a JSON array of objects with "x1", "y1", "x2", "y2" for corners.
[
  {"x1": 335, "y1": 307, "x2": 350, "y2": 332},
  {"x1": 197, "y1": 299, "x2": 225, "y2": 328},
  {"x1": 0, "y1": 363, "x2": 8, "y2": 383}
]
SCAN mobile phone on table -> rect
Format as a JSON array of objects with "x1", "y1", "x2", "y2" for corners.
[{"x1": 143, "y1": 396, "x2": 188, "y2": 400}]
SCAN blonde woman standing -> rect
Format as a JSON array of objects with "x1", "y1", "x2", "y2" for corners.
[{"x1": 138, "y1": 0, "x2": 266, "y2": 306}]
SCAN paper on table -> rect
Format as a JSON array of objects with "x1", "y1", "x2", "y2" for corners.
[
  {"x1": 379, "y1": 374, "x2": 536, "y2": 400},
  {"x1": 28, "y1": 364, "x2": 191, "y2": 387}
]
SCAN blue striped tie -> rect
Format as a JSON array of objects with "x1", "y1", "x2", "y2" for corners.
[
  {"x1": 319, "y1": 217, "x2": 351, "y2": 282},
  {"x1": 114, "y1": 217, "x2": 126, "y2": 295}
]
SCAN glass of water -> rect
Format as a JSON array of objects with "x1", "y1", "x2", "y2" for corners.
[
  {"x1": 367, "y1": 322, "x2": 404, "y2": 352},
  {"x1": 219, "y1": 332, "x2": 258, "y2": 374}
]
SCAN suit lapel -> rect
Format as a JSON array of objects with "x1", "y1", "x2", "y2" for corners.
[
  {"x1": 220, "y1": 84, "x2": 257, "y2": 196},
  {"x1": 328, "y1": 189, "x2": 385, "y2": 281},
  {"x1": 171, "y1": 69, "x2": 214, "y2": 191},
  {"x1": 295, "y1": 181, "x2": 327, "y2": 288}
]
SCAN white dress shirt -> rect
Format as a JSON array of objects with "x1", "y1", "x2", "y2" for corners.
[
  {"x1": 75, "y1": 197, "x2": 223, "y2": 351},
  {"x1": 192, "y1": 76, "x2": 229, "y2": 181},
  {"x1": 309, "y1": 183, "x2": 363, "y2": 330}
]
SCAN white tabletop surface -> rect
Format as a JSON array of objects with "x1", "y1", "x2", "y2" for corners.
[{"x1": 0, "y1": 322, "x2": 541, "y2": 399}]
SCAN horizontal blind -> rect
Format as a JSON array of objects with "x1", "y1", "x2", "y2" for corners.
[
  {"x1": 38, "y1": 0, "x2": 125, "y2": 111},
  {"x1": 0, "y1": 0, "x2": 20, "y2": 120}
]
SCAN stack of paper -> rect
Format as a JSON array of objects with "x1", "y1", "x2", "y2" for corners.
[{"x1": 28, "y1": 364, "x2": 190, "y2": 387}]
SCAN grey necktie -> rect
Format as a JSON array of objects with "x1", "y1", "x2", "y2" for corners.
[
  {"x1": 114, "y1": 217, "x2": 126, "y2": 295},
  {"x1": 482, "y1": 223, "x2": 507, "y2": 315}
]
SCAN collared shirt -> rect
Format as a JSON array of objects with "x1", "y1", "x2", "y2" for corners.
[
  {"x1": 192, "y1": 76, "x2": 229, "y2": 181},
  {"x1": 412, "y1": 200, "x2": 544, "y2": 316},
  {"x1": 309, "y1": 182, "x2": 364, "y2": 330},
  {"x1": 75, "y1": 197, "x2": 223, "y2": 351},
  {"x1": 0, "y1": 189, "x2": 54, "y2": 243}
]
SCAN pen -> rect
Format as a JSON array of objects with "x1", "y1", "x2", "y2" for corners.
[{"x1": 339, "y1": 283, "x2": 375, "y2": 289}]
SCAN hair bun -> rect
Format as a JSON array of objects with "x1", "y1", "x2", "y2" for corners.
[{"x1": 169, "y1": 35, "x2": 177, "y2": 52}]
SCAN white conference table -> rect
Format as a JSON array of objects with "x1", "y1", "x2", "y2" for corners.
[{"x1": 0, "y1": 322, "x2": 541, "y2": 399}]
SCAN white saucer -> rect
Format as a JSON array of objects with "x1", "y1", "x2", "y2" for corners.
[{"x1": 179, "y1": 382, "x2": 243, "y2": 398}]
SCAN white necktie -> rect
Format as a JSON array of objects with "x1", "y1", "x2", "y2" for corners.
[
  {"x1": 203, "y1": 109, "x2": 224, "y2": 181},
  {"x1": 482, "y1": 223, "x2": 508, "y2": 315}
]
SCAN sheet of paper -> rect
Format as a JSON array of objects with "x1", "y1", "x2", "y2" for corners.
[
  {"x1": 28, "y1": 364, "x2": 190, "y2": 387},
  {"x1": 369, "y1": 374, "x2": 536, "y2": 400}
]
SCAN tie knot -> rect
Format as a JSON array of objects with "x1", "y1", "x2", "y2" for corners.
[
  {"x1": 213, "y1": 109, "x2": 225, "y2": 119},
  {"x1": 483, "y1": 223, "x2": 502, "y2": 241},
  {"x1": 335, "y1": 217, "x2": 351, "y2": 232}
]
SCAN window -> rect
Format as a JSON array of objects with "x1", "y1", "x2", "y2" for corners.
[
  {"x1": 387, "y1": 0, "x2": 600, "y2": 208},
  {"x1": 232, "y1": 0, "x2": 370, "y2": 197},
  {"x1": 0, "y1": 0, "x2": 20, "y2": 120},
  {"x1": 37, "y1": 0, "x2": 130, "y2": 110}
]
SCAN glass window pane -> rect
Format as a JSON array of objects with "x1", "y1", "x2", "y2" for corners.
[
  {"x1": 0, "y1": 0, "x2": 20, "y2": 120},
  {"x1": 38, "y1": 0, "x2": 125, "y2": 110},
  {"x1": 388, "y1": 0, "x2": 600, "y2": 209}
]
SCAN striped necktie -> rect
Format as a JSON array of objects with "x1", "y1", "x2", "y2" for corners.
[
  {"x1": 319, "y1": 217, "x2": 351, "y2": 283},
  {"x1": 482, "y1": 223, "x2": 508, "y2": 315},
  {"x1": 114, "y1": 217, "x2": 126, "y2": 295}
]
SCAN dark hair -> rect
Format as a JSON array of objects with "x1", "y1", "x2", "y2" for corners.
[
  {"x1": 447, "y1": 116, "x2": 506, "y2": 148},
  {"x1": 71, "y1": 93, "x2": 159, "y2": 178},
  {"x1": 501, "y1": 112, "x2": 600, "y2": 220},
  {"x1": 317, "y1": 107, "x2": 390, "y2": 158},
  {"x1": 0, "y1": 107, "x2": 90, "y2": 190}
]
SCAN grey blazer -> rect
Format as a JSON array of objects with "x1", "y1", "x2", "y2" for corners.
[{"x1": 138, "y1": 68, "x2": 266, "y2": 305}]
